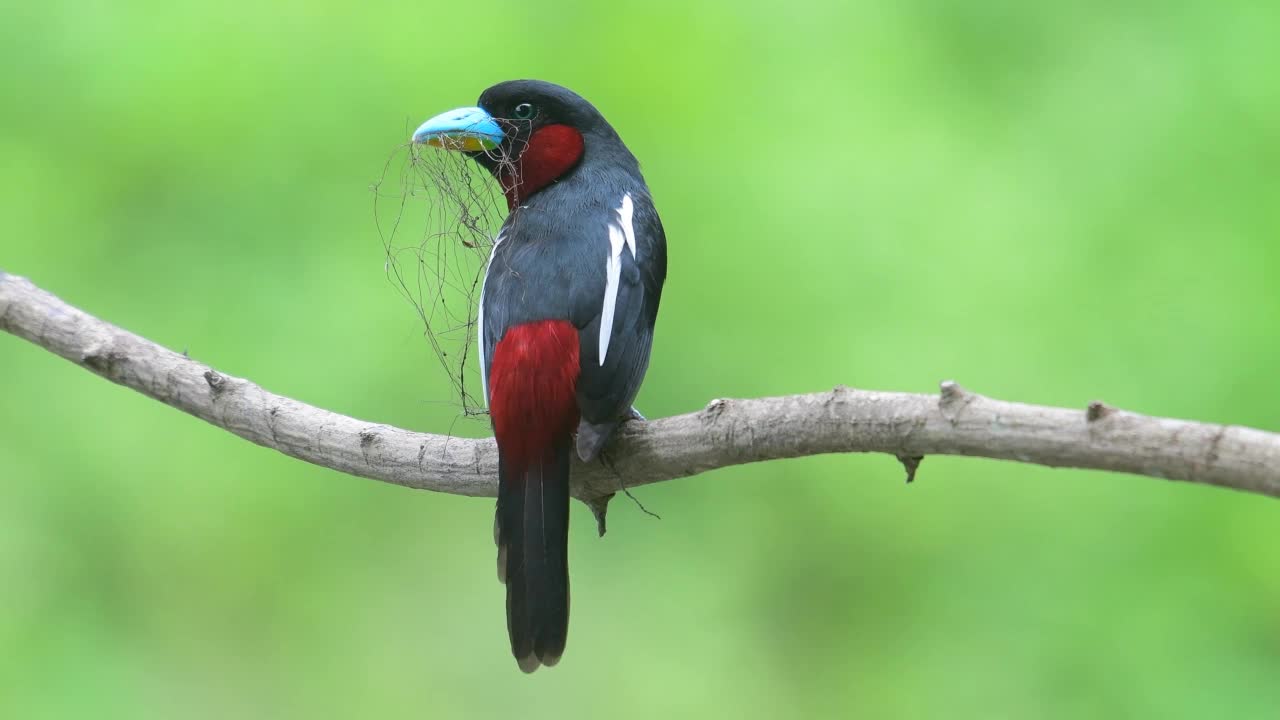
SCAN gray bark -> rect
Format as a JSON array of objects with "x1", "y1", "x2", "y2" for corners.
[{"x1": 3, "y1": 270, "x2": 1277, "y2": 503}]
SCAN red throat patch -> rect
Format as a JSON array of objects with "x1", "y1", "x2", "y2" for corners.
[
  {"x1": 499, "y1": 124, "x2": 584, "y2": 209},
  {"x1": 488, "y1": 320, "x2": 581, "y2": 472}
]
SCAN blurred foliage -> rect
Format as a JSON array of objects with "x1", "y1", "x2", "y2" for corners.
[{"x1": 3, "y1": 1, "x2": 1280, "y2": 717}]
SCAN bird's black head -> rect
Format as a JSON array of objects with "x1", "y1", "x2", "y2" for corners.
[
  {"x1": 477, "y1": 79, "x2": 616, "y2": 146},
  {"x1": 412, "y1": 80, "x2": 625, "y2": 208}
]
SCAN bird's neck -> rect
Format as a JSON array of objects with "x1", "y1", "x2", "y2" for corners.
[{"x1": 498, "y1": 124, "x2": 585, "y2": 210}]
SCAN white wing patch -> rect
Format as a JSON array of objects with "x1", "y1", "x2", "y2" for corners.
[
  {"x1": 599, "y1": 193, "x2": 637, "y2": 365},
  {"x1": 618, "y1": 194, "x2": 637, "y2": 260},
  {"x1": 477, "y1": 229, "x2": 506, "y2": 406},
  {"x1": 599, "y1": 224, "x2": 624, "y2": 365}
]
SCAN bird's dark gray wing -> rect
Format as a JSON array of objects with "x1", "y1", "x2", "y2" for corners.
[
  {"x1": 573, "y1": 196, "x2": 666, "y2": 461},
  {"x1": 477, "y1": 195, "x2": 666, "y2": 461}
]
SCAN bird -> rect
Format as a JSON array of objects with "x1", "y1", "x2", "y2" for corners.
[{"x1": 411, "y1": 80, "x2": 667, "y2": 672}]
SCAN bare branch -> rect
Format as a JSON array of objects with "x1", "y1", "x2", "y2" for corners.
[{"x1": 3, "y1": 271, "x2": 1278, "y2": 501}]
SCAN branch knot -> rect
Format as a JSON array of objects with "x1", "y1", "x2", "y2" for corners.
[
  {"x1": 938, "y1": 380, "x2": 976, "y2": 422},
  {"x1": 204, "y1": 370, "x2": 227, "y2": 397},
  {"x1": 1085, "y1": 400, "x2": 1115, "y2": 423}
]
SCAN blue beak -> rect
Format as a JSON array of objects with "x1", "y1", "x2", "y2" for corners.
[{"x1": 411, "y1": 106, "x2": 505, "y2": 152}]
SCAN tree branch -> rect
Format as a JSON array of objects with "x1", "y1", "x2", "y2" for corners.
[{"x1": 3, "y1": 270, "x2": 1278, "y2": 503}]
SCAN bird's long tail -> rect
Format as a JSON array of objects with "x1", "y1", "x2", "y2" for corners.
[
  {"x1": 488, "y1": 319, "x2": 580, "y2": 673},
  {"x1": 497, "y1": 437, "x2": 571, "y2": 672}
]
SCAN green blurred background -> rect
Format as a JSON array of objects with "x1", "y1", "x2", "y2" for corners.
[{"x1": 3, "y1": 1, "x2": 1279, "y2": 717}]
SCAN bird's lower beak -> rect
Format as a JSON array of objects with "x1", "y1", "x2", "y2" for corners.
[{"x1": 411, "y1": 106, "x2": 504, "y2": 152}]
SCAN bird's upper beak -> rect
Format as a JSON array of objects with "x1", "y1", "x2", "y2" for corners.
[{"x1": 411, "y1": 106, "x2": 505, "y2": 152}]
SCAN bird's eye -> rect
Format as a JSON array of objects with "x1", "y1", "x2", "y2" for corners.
[{"x1": 513, "y1": 103, "x2": 535, "y2": 120}]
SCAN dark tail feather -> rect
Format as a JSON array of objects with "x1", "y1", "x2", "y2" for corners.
[{"x1": 496, "y1": 434, "x2": 571, "y2": 673}]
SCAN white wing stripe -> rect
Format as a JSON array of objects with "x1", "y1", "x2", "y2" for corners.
[
  {"x1": 477, "y1": 230, "x2": 505, "y2": 406},
  {"x1": 599, "y1": 193, "x2": 637, "y2": 365},
  {"x1": 599, "y1": 223, "x2": 625, "y2": 365},
  {"x1": 618, "y1": 193, "x2": 637, "y2": 260}
]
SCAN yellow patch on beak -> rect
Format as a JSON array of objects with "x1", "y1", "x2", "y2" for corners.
[{"x1": 424, "y1": 134, "x2": 499, "y2": 152}]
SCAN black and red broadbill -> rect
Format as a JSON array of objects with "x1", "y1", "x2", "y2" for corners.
[{"x1": 411, "y1": 80, "x2": 667, "y2": 672}]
